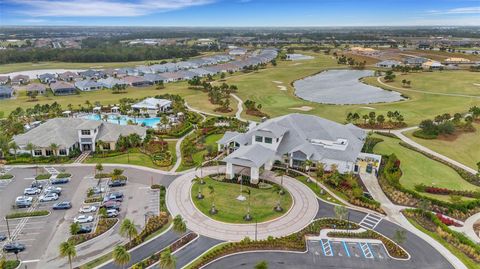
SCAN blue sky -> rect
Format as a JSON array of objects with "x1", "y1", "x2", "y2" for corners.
[{"x1": 1, "y1": 0, "x2": 479, "y2": 26}]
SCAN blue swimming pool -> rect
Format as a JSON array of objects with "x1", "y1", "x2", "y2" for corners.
[{"x1": 83, "y1": 114, "x2": 161, "y2": 128}]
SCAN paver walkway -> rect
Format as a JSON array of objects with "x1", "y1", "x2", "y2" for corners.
[{"x1": 166, "y1": 166, "x2": 318, "y2": 241}]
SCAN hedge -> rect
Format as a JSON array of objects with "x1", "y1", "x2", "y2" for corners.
[
  {"x1": 4, "y1": 260, "x2": 20, "y2": 269},
  {"x1": 6, "y1": 210, "x2": 49, "y2": 219},
  {"x1": 57, "y1": 173, "x2": 71, "y2": 178},
  {"x1": 35, "y1": 174, "x2": 51, "y2": 180},
  {"x1": 0, "y1": 174, "x2": 14, "y2": 180},
  {"x1": 412, "y1": 130, "x2": 437, "y2": 139}
]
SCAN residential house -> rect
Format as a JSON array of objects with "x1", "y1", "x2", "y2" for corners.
[
  {"x1": 404, "y1": 57, "x2": 429, "y2": 67},
  {"x1": 26, "y1": 83, "x2": 47, "y2": 95},
  {"x1": 38, "y1": 73, "x2": 57, "y2": 84},
  {"x1": 50, "y1": 81, "x2": 77, "y2": 95},
  {"x1": 443, "y1": 57, "x2": 471, "y2": 65},
  {"x1": 12, "y1": 118, "x2": 147, "y2": 156},
  {"x1": 422, "y1": 60, "x2": 444, "y2": 70},
  {"x1": 189, "y1": 68, "x2": 214, "y2": 77},
  {"x1": 218, "y1": 114, "x2": 367, "y2": 183},
  {"x1": 11, "y1": 75, "x2": 30, "y2": 85},
  {"x1": 97, "y1": 77, "x2": 127, "y2": 89},
  {"x1": 229, "y1": 48, "x2": 247, "y2": 56},
  {"x1": 0, "y1": 86, "x2": 13, "y2": 99},
  {"x1": 159, "y1": 72, "x2": 185, "y2": 82},
  {"x1": 75, "y1": 80, "x2": 103, "y2": 91},
  {"x1": 123, "y1": 76, "x2": 153, "y2": 87},
  {"x1": 0, "y1": 76, "x2": 9, "y2": 85},
  {"x1": 79, "y1": 69, "x2": 106, "y2": 80},
  {"x1": 117, "y1": 67, "x2": 139, "y2": 76},
  {"x1": 58, "y1": 71, "x2": 80, "y2": 82},
  {"x1": 136, "y1": 65, "x2": 154, "y2": 75},
  {"x1": 132, "y1": 97, "x2": 172, "y2": 114},
  {"x1": 375, "y1": 60, "x2": 402, "y2": 68},
  {"x1": 143, "y1": 73, "x2": 165, "y2": 84}
]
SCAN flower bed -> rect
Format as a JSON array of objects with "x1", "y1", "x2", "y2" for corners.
[
  {"x1": 6, "y1": 210, "x2": 49, "y2": 219},
  {"x1": 152, "y1": 151, "x2": 173, "y2": 167},
  {"x1": 68, "y1": 218, "x2": 118, "y2": 245},
  {"x1": 189, "y1": 218, "x2": 358, "y2": 269},
  {"x1": 0, "y1": 174, "x2": 14, "y2": 180},
  {"x1": 327, "y1": 230, "x2": 409, "y2": 259},
  {"x1": 94, "y1": 173, "x2": 111, "y2": 179},
  {"x1": 125, "y1": 213, "x2": 170, "y2": 249},
  {"x1": 415, "y1": 184, "x2": 480, "y2": 199},
  {"x1": 436, "y1": 213, "x2": 462, "y2": 227},
  {"x1": 35, "y1": 174, "x2": 51, "y2": 180},
  {"x1": 404, "y1": 209, "x2": 480, "y2": 263}
]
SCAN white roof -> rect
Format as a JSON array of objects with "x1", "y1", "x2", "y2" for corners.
[{"x1": 131, "y1": 98, "x2": 172, "y2": 110}]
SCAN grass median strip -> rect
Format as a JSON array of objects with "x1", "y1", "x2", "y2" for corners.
[
  {"x1": 0, "y1": 174, "x2": 14, "y2": 180},
  {"x1": 6, "y1": 210, "x2": 49, "y2": 219}
]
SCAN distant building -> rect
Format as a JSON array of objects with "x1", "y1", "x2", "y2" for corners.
[
  {"x1": 443, "y1": 57, "x2": 471, "y2": 65},
  {"x1": 11, "y1": 75, "x2": 29, "y2": 85},
  {"x1": 75, "y1": 80, "x2": 103, "y2": 91},
  {"x1": 143, "y1": 73, "x2": 164, "y2": 84},
  {"x1": 26, "y1": 83, "x2": 47, "y2": 95},
  {"x1": 0, "y1": 86, "x2": 13, "y2": 99},
  {"x1": 38, "y1": 73, "x2": 57, "y2": 84},
  {"x1": 229, "y1": 48, "x2": 247, "y2": 56},
  {"x1": 79, "y1": 69, "x2": 106, "y2": 80},
  {"x1": 58, "y1": 71, "x2": 81, "y2": 82},
  {"x1": 375, "y1": 60, "x2": 402, "y2": 68},
  {"x1": 123, "y1": 76, "x2": 153, "y2": 87},
  {"x1": 403, "y1": 57, "x2": 429, "y2": 67},
  {"x1": 50, "y1": 81, "x2": 77, "y2": 95},
  {"x1": 422, "y1": 60, "x2": 444, "y2": 70},
  {"x1": 97, "y1": 77, "x2": 127, "y2": 89}
]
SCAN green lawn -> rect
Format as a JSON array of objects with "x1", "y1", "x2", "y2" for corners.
[
  {"x1": 404, "y1": 124, "x2": 480, "y2": 170},
  {"x1": 85, "y1": 143, "x2": 176, "y2": 170},
  {"x1": 192, "y1": 176, "x2": 293, "y2": 223},
  {"x1": 372, "y1": 134, "x2": 480, "y2": 199}
]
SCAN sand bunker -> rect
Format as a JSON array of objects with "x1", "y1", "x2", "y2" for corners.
[
  {"x1": 277, "y1": 85, "x2": 287, "y2": 91},
  {"x1": 474, "y1": 83, "x2": 480, "y2": 87},
  {"x1": 360, "y1": 107, "x2": 376, "y2": 110},
  {"x1": 293, "y1": 70, "x2": 405, "y2": 105},
  {"x1": 272, "y1": 81, "x2": 283, "y2": 84},
  {"x1": 289, "y1": 106, "x2": 313, "y2": 111}
]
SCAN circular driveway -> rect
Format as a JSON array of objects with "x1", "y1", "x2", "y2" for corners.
[{"x1": 166, "y1": 166, "x2": 318, "y2": 241}]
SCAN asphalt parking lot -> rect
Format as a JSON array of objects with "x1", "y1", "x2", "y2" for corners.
[
  {"x1": 308, "y1": 239, "x2": 389, "y2": 260},
  {"x1": 0, "y1": 165, "x2": 176, "y2": 269}
]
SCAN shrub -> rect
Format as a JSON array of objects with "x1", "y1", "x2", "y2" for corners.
[
  {"x1": 56, "y1": 173, "x2": 71, "y2": 178},
  {"x1": 0, "y1": 174, "x2": 14, "y2": 180},
  {"x1": 68, "y1": 218, "x2": 117, "y2": 245},
  {"x1": 6, "y1": 210, "x2": 49, "y2": 219},
  {"x1": 35, "y1": 174, "x2": 51, "y2": 180},
  {"x1": 125, "y1": 213, "x2": 169, "y2": 249}
]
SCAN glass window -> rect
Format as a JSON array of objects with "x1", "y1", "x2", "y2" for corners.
[
  {"x1": 265, "y1": 137, "x2": 273, "y2": 144},
  {"x1": 81, "y1": 130, "x2": 91, "y2": 135},
  {"x1": 59, "y1": 149, "x2": 67, "y2": 156},
  {"x1": 45, "y1": 150, "x2": 53, "y2": 156},
  {"x1": 103, "y1": 143, "x2": 111, "y2": 150},
  {"x1": 255, "y1": 136, "x2": 263, "y2": 142},
  {"x1": 34, "y1": 150, "x2": 42, "y2": 156}
]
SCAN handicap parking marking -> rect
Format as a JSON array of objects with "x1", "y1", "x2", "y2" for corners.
[
  {"x1": 342, "y1": 241, "x2": 351, "y2": 257},
  {"x1": 359, "y1": 242, "x2": 374, "y2": 259},
  {"x1": 320, "y1": 239, "x2": 334, "y2": 257}
]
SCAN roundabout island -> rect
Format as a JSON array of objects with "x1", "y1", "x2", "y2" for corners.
[{"x1": 166, "y1": 166, "x2": 319, "y2": 241}]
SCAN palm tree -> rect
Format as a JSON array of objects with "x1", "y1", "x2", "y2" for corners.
[
  {"x1": 26, "y1": 142, "x2": 36, "y2": 161},
  {"x1": 273, "y1": 185, "x2": 283, "y2": 212},
  {"x1": 208, "y1": 185, "x2": 217, "y2": 214},
  {"x1": 8, "y1": 141, "x2": 19, "y2": 159},
  {"x1": 191, "y1": 176, "x2": 204, "y2": 199},
  {"x1": 119, "y1": 218, "x2": 138, "y2": 242},
  {"x1": 50, "y1": 143, "x2": 59, "y2": 161},
  {"x1": 59, "y1": 241, "x2": 77, "y2": 269},
  {"x1": 276, "y1": 169, "x2": 286, "y2": 195},
  {"x1": 304, "y1": 159, "x2": 313, "y2": 182},
  {"x1": 70, "y1": 222, "x2": 81, "y2": 235},
  {"x1": 173, "y1": 215, "x2": 187, "y2": 234},
  {"x1": 112, "y1": 246, "x2": 130, "y2": 269},
  {"x1": 243, "y1": 188, "x2": 252, "y2": 221},
  {"x1": 0, "y1": 135, "x2": 9, "y2": 158},
  {"x1": 393, "y1": 229, "x2": 407, "y2": 244},
  {"x1": 334, "y1": 205, "x2": 348, "y2": 220},
  {"x1": 111, "y1": 168, "x2": 124, "y2": 181},
  {"x1": 159, "y1": 248, "x2": 176, "y2": 269},
  {"x1": 95, "y1": 163, "x2": 103, "y2": 176},
  {"x1": 255, "y1": 261, "x2": 268, "y2": 269}
]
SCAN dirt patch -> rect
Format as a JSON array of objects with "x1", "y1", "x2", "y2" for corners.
[
  {"x1": 289, "y1": 106, "x2": 313, "y2": 112},
  {"x1": 277, "y1": 85, "x2": 287, "y2": 91},
  {"x1": 473, "y1": 83, "x2": 480, "y2": 87}
]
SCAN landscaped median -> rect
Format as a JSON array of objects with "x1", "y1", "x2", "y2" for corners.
[
  {"x1": 185, "y1": 218, "x2": 408, "y2": 269},
  {"x1": 35, "y1": 173, "x2": 51, "y2": 180},
  {"x1": 68, "y1": 218, "x2": 118, "y2": 245},
  {"x1": 0, "y1": 174, "x2": 14, "y2": 180},
  {"x1": 403, "y1": 209, "x2": 480, "y2": 268},
  {"x1": 6, "y1": 210, "x2": 50, "y2": 219},
  {"x1": 1, "y1": 260, "x2": 20, "y2": 269}
]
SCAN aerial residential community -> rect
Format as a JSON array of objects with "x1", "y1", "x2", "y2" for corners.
[{"x1": 0, "y1": 1, "x2": 480, "y2": 269}]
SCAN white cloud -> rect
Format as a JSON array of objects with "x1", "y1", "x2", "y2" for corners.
[
  {"x1": 427, "y1": 6, "x2": 480, "y2": 15},
  {"x1": 10, "y1": 0, "x2": 214, "y2": 17}
]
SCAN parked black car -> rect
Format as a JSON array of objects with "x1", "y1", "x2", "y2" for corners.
[
  {"x1": 3, "y1": 242, "x2": 25, "y2": 253},
  {"x1": 108, "y1": 180, "x2": 127, "y2": 187},
  {"x1": 51, "y1": 178, "x2": 70, "y2": 185},
  {"x1": 104, "y1": 192, "x2": 124, "y2": 202},
  {"x1": 30, "y1": 181, "x2": 45, "y2": 190},
  {"x1": 0, "y1": 233, "x2": 7, "y2": 241},
  {"x1": 100, "y1": 201, "x2": 121, "y2": 211},
  {"x1": 53, "y1": 201, "x2": 72, "y2": 210}
]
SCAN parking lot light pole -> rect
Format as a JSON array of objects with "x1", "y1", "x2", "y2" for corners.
[{"x1": 6, "y1": 218, "x2": 12, "y2": 239}]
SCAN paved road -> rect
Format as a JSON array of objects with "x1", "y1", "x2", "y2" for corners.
[
  {"x1": 98, "y1": 229, "x2": 182, "y2": 269},
  {"x1": 206, "y1": 199, "x2": 454, "y2": 269},
  {"x1": 167, "y1": 166, "x2": 318, "y2": 241}
]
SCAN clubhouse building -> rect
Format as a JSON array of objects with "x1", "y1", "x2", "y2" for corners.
[
  {"x1": 13, "y1": 118, "x2": 146, "y2": 157},
  {"x1": 218, "y1": 114, "x2": 367, "y2": 184}
]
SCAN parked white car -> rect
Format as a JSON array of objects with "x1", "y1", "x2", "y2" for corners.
[
  {"x1": 23, "y1": 188, "x2": 41, "y2": 195},
  {"x1": 15, "y1": 196, "x2": 33, "y2": 203},
  {"x1": 106, "y1": 209, "x2": 118, "y2": 218},
  {"x1": 45, "y1": 186, "x2": 62, "y2": 193},
  {"x1": 39, "y1": 193, "x2": 59, "y2": 202},
  {"x1": 79, "y1": 205, "x2": 97, "y2": 213},
  {"x1": 73, "y1": 215, "x2": 94, "y2": 224}
]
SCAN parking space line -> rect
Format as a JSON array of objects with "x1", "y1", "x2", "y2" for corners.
[
  {"x1": 359, "y1": 242, "x2": 374, "y2": 259},
  {"x1": 342, "y1": 241, "x2": 351, "y2": 257},
  {"x1": 320, "y1": 239, "x2": 333, "y2": 257}
]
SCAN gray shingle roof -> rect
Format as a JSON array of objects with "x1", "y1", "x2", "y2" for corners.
[{"x1": 223, "y1": 144, "x2": 276, "y2": 168}]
